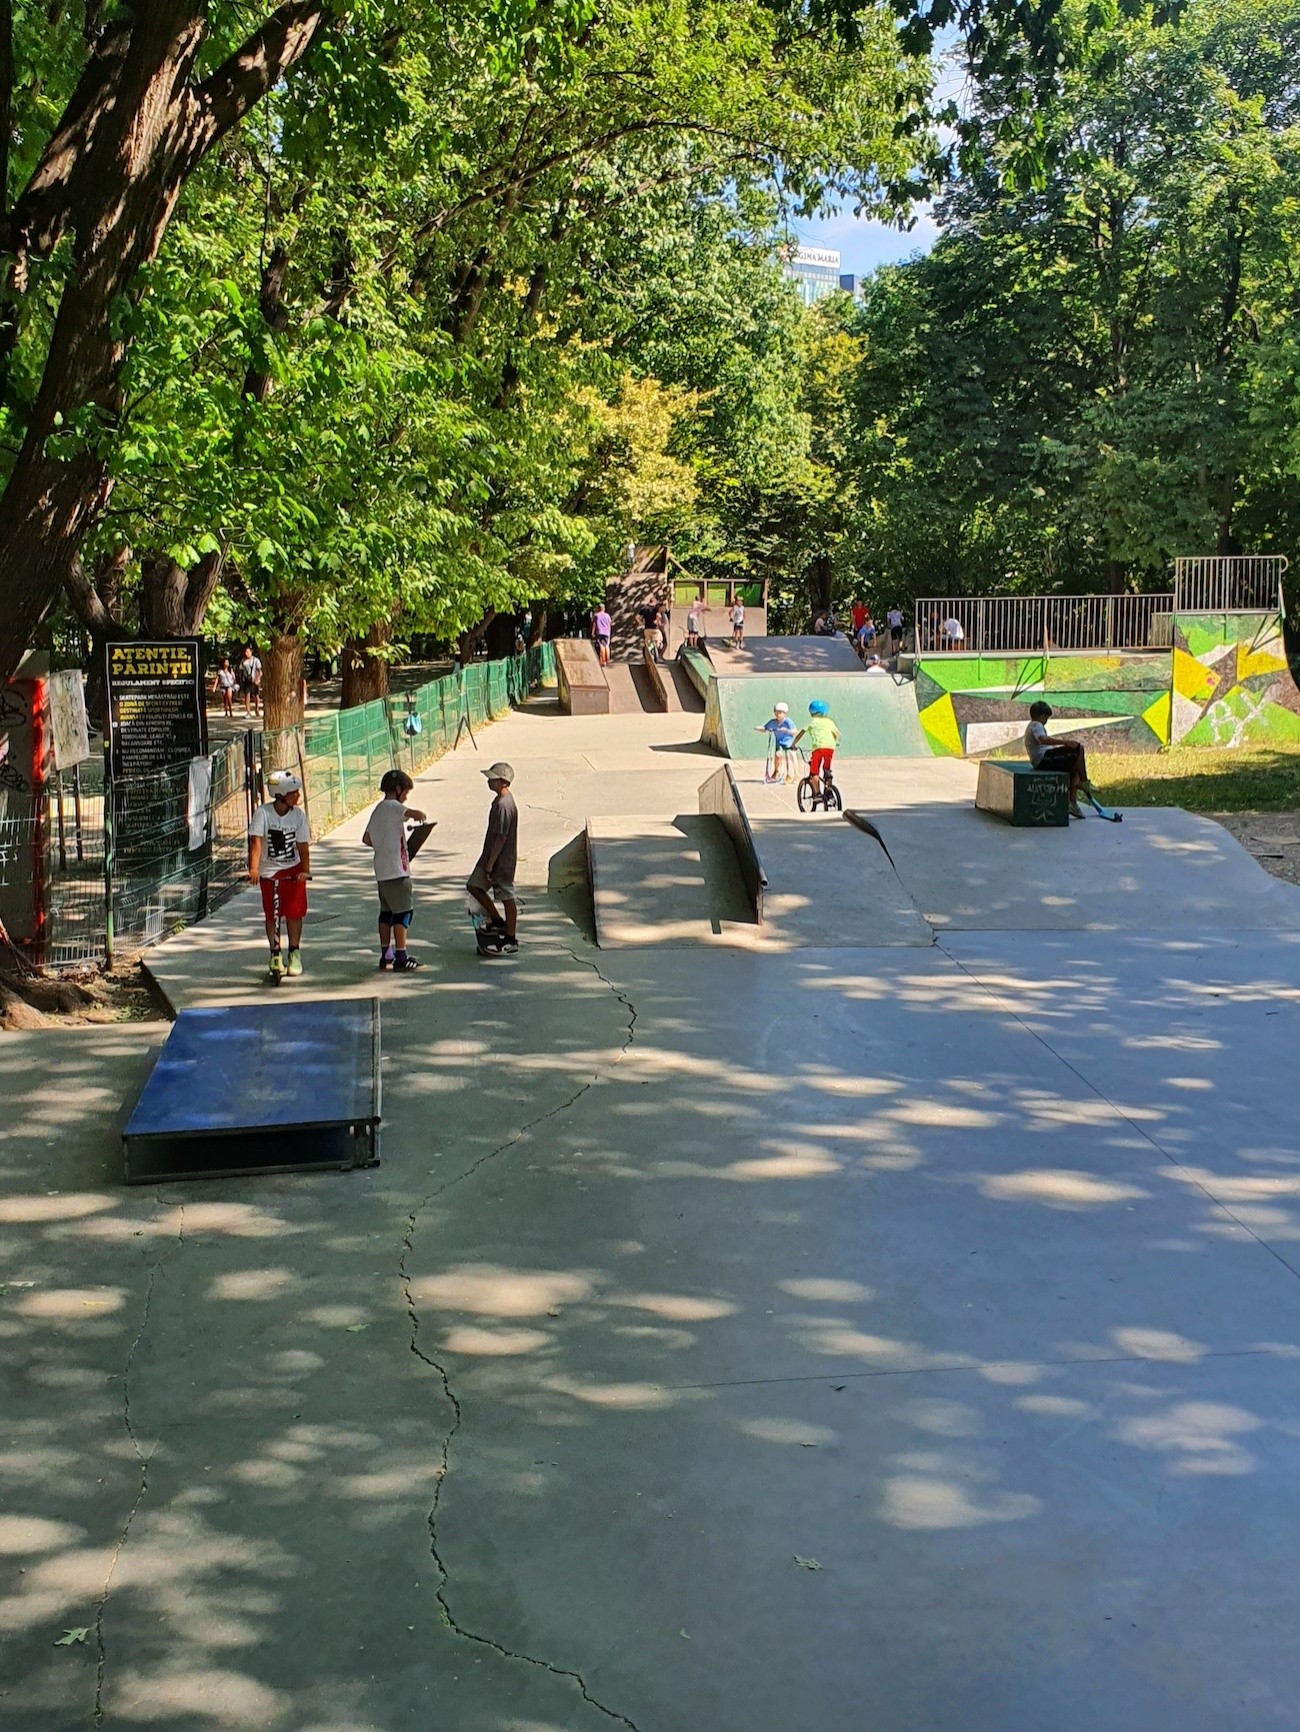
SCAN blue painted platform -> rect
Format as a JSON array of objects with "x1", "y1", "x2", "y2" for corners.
[{"x1": 123, "y1": 998, "x2": 381, "y2": 1183}]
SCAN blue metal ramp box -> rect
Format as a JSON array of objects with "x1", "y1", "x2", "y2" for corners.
[{"x1": 123, "y1": 999, "x2": 381, "y2": 1184}]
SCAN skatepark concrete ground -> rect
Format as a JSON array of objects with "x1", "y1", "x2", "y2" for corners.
[{"x1": 6, "y1": 696, "x2": 1300, "y2": 1730}]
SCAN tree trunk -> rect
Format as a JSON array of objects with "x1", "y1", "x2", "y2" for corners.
[
  {"x1": 139, "y1": 547, "x2": 224, "y2": 637},
  {"x1": 262, "y1": 632, "x2": 304, "y2": 733},
  {"x1": 528, "y1": 602, "x2": 548, "y2": 647},
  {"x1": 340, "y1": 619, "x2": 391, "y2": 709},
  {"x1": 457, "y1": 609, "x2": 495, "y2": 663},
  {"x1": 0, "y1": 6, "x2": 330, "y2": 683}
]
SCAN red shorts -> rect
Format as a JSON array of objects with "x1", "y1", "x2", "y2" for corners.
[
  {"x1": 810, "y1": 748, "x2": 834, "y2": 779},
  {"x1": 260, "y1": 873, "x2": 307, "y2": 921}
]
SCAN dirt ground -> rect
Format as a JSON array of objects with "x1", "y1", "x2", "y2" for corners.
[{"x1": 1210, "y1": 812, "x2": 1300, "y2": 887}]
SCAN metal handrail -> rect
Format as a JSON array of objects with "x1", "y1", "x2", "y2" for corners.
[
  {"x1": 913, "y1": 593, "x2": 1174, "y2": 656},
  {"x1": 1173, "y1": 556, "x2": 1288, "y2": 613}
]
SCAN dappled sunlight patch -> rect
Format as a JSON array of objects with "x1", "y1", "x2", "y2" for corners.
[
  {"x1": 543, "y1": 1374, "x2": 685, "y2": 1410},
  {"x1": 1126, "y1": 1033, "x2": 1222, "y2": 1051},
  {"x1": 1114, "y1": 1401, "x2": 1261, "y2": 1475},
  {"x1": 158, "y1": 1202, "x2": 295, "y2": 1239},
  {"x1": 891, "y1": 1101, "x2": 1000, "y2": 1130},
  {"x1": 980, "y1": 1170, "x2": 1148, "y2": 1208},
  {"x1": 903, "y1": 1399, "x2": 982, "y2": 1437},
  {"x1": 724, "y1": 1144, "x2": 843, "y2": 1181},
  {"x1": 335, "y1": 1463, "x2": 441, "y2": 1500},
  {"x1": 612, "y1": 1292, "x2": 737, "y2": 1321},
  {"x1": 977, "y1": 1362, "x2": 1041, "y2": 1385},
  {"x1": 736, "y1": 1417, "x2": 838, "y2": 1446},
  {"x1": 1161, "y1": 1164, "x2": 1300, "y2": 1201},
  {"x1": 0, "y1": 1192, "x2": 116, "y2": 1223},
  {"x1": 11, "y1": 1286, "x2": 125, "y2": 1319},
  {"x1": 207, "y1": 1269, "x2": 301, "y2": 1302},
  {"x1": 411, "y1": 1264, "x2": 596, "y2": 1316},
  {"x1": 1110, "y1": 1327, "x2": 1204, "y2": 1363},
  {"x1": 878, "y1": 1474, "x2": 1041, "y2": 1530},
  {"x1": 1015, "y1": 1092, "x2": 1164, "y2": 1126},
  {"x1": 1017, "y1": 1394, "x2": 1093, "y2": 1419},
  {"x1": 111, "y1": 1666, "x2": 290, "y2": 1726},
  {"x1": 0, "y1": 1514, "x2": 83, "y2": 1554},
  {"x1": 794, "y1": 1317, "x2": 970, "y2": 1372},
  {"x1": 441, "y1": 1325, "x2": 553, "y2": 1356},
  {"x1": 797, "y1": 1070, "x2": 900, "y2": 1099},
  {"x1": 779, "y1": 1277, "x2": 873, "y2": 1303},
  {"x1": 1165, "y1": 1076, "x2": 1213, "y2": 1090}
]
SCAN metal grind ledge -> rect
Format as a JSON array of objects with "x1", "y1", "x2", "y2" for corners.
[{"x1": 123, "y1": 998, "x2": 381, "y2": 1183}]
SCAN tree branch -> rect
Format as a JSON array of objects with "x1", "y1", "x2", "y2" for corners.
[{"x1": 190, "y1": 2, "x2": 334, "y2": 161}]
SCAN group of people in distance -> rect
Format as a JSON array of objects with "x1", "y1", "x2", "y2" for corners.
[
  {"x1": 590, "y1": 596, "x2": 747, "y2": 662},
  {"x1": 212, "y1": 644, "x2": 264, "y2": 717},
  {"x1": 246, "y1": 757, "x2": 521, "y2": 980}
]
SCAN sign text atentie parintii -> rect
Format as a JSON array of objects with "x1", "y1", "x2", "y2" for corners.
[{"x1": 105, "y1": 640, "x2": 208, "y2": 780}]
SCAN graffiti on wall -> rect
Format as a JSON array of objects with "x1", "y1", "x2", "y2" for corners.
[
  {"x1": 1170, "y1": 613, "x2": 1300, "y2": 747},
  {"x1": 915, "y1": 653, "x2": 1172, "y2": 757}
]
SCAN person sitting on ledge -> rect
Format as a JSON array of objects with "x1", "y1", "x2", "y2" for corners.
[{"x1": 1024, "y1": 701, "x2": 1095, "y2": 820}]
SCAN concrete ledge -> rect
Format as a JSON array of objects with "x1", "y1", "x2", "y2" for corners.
[
  {"x1": 555, "y1": 639, "x2": 610, "y2": 714},
  {"x1": 643, "y1": 650, "x2": 669, "y2": 711},
  {"x1": 699, "y1": 764, "x2": 768, "y2": 922},
  {"x1": 976, "y1": 759, "x2": 1068, "y2": 827}
]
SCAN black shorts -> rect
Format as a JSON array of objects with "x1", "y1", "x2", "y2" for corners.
[
  {"x1": 890, "y1": 625, "x2": 903, "y2": 642},
  {"x1": 1037, "y1": 746, "x2": 1078, "y2": 772}
]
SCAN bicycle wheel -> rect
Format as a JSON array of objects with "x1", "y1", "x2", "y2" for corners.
[
  {"x1": 796, "y1": 777, "x2": 816, "y2": 813},
  {"x1": 825, "y1": 782, "x2": 843, "y2": 812}
]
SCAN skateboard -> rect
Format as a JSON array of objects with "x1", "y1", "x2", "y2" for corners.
[
  {"x1": 1082, "y1": 788, "x2": 1123, "y2": 823},
  {"x1": 470, "y1": 910, "x2": 515, "y2": 958},
  {"x1": 406, "y1": 820, "x2": 436, "y2": 859}
]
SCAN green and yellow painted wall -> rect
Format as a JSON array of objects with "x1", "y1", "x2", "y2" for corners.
[{"x1": 915, "y1": 611, "x2": 1300, "y2": 757}]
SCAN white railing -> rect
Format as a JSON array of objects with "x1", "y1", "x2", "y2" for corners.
[
  {"x1": 914, "y1": 593, "x2": 1174, "y2": 656},
  {"x1": 1173, "y1": 556, "x2": 1288, "y2": 613}
]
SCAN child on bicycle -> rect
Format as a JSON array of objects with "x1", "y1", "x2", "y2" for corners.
[
  {"x1": 756, "y1": 701, "x2": 797, "y2": 783},
  {"x1": 794, "y1": 700, "x2": 840, "y2": 801}
]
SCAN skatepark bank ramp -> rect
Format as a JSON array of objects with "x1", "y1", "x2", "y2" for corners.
[{"x1": 704, "y1": 671, "x2": 931, "y2": 759}]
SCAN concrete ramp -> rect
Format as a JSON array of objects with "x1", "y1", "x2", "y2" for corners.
[
  {"x1": 604, "y1": 661, "x2": 662, "y2": 714},
  {"x1": 739, "y1": 781, "x2": 933, "y2": 947},
  {"x1": 704, "y1": 671, "x2": 930, "y2": 759},
  {"x1": 707, "y1": 635, "x2": 864, "y2": 677},
  {"x1": 587, "y1": 815, "x2": 756, "y2": 947},
  {"x1": 863, "y1": 805, "x2": 1300, "y2": 932}
]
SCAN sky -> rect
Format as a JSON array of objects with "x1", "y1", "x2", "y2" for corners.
[{"x1": 793, "y1": 206, "x2": 941, "y2": 280}]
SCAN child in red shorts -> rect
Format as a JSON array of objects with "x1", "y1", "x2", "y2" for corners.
[{"x1": 248, "y1": 770, "x2": 312, "y2": 978}]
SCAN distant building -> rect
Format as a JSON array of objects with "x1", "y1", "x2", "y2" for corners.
[
  {"x1": 839, "y1": 273, "x2": 858, "y2": 296},
  {"x1": 781, "y1": 244, "x2": 843, "y2": 307}
]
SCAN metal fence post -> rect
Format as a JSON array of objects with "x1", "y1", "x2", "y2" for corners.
[{"x1": 102, "y1": 739, "x2": 115, "y2": 971}]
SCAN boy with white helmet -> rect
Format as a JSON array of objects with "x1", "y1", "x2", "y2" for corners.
[
  {"x1": 756, "y1": 701, "x2": 797, "y2": 783},
  {"x1": 248, "y1": 769, "x2": 311, "y2": 978},
  {"x1": 467, "y1": 762, "x2": 520, "y2": 954}
]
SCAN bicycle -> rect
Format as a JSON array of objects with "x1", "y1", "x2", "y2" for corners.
[{"x1": 795, "y1": 750, "x2": 842, "y2": 814}]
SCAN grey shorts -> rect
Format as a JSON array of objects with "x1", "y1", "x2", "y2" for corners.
[
  {"x1": 377, "y1": 876, "x2": 414, "y2": 916},
  {"x1": 467, "y1": 862, "x2": 516, "y2": 902}
]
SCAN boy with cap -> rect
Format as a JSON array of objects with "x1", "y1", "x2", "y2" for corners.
[
  {"x1": 468, "y1": 762, "x2": 519, "y2": 953},
  {"x1": 248, "y1": 769, "x2": 311, "y2": 977}
]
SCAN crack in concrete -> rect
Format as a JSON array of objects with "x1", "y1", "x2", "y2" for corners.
[
  {"x1": 93, "y1": 1205, "x2": 185, "y2": 1725},
  {"x1": 398, "y1": 952, "x2": 639, "y2": 1728}
]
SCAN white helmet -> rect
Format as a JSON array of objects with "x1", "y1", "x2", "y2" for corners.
[
  {"x1": 267, "y1": 769, "x2": 302, "y2": 796},
  {"x1": 774, "y1": 702, "x2": 789, "y2": 714}
]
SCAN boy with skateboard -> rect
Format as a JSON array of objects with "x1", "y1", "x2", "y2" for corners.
[
  {"x1": 248, "y1": 770, "x2": 311, "y2": 979},
  {"x1": 363, "y1": 768, "x2": 430, "y2": 971},
  {"x1": 468, "y1": 762, "x2": 519, "y2": 955}
]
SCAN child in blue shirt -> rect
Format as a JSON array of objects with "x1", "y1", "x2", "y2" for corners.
[{"x1": 757, "y1": 701, "x2": 797, "y2": 783}]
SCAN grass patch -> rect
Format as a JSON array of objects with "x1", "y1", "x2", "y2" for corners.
[{"x1": 1090, "y1": 747, "x2": 1300, "y2": 812}]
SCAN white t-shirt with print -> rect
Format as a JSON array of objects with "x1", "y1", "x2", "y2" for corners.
[
  {"x1": 731, "y1": 603, "x2": 745, "y2": 624},
  {"x1": 249, "y1": 801, "x2": 309, "y2": 876},
  {"x1": 1024, "y1": 720, "x2": 1050, "y2": 767},
  {"x1": 365, "y1": 798, "x2": 411, "y2": 881}
]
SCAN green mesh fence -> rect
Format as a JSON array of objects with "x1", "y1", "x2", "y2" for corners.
[{"x1": 263, "y1": 643, "x2": 555, "y2": 835}]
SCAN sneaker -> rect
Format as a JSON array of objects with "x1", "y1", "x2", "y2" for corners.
[
  {"x1": 1068, "y1": 802, "x2": 1085, "y2": 819},
  {"x1": 286, "y1": 949, "x2": 303, "y2": 975},
  {"x1": 379, "y1": 954, "x2": 393, "y2": 971},
  {"x1": 268, "y1": 950, "x2": 284, "y2": 978},
  {"x1": 501, "y1": 937, "x2": 519, "y2": 955},
  {"x1": 393, "y1": 953, "x2": 421, "y2": 971}
]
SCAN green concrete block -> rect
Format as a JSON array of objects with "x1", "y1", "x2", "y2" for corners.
[{"x1": 975, "y1": 759, "x2": 1069, "y2": 827}]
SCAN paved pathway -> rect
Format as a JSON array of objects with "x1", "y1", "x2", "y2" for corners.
[{"x1": 5, "y1": 700, "x2": 1300, "y2": 1729}]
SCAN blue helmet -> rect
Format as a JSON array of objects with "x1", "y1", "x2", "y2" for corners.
[{"x1": 809, "y1": 699, "x2": 829, "y2": 716}]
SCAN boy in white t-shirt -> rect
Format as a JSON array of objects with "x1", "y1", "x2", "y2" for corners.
[
  {"x1": 1024, "y1": 701, "x2": 1093, "y2": 819},
  {"x1": 363, "y1": 769, "x2": 428, "y2": 971},
  {"x1": 730, "y1": 600, "x2": 745, "y2": 647},
  {"x1": 248, "y1": 770, "x2": 311, "y2": 977}
]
